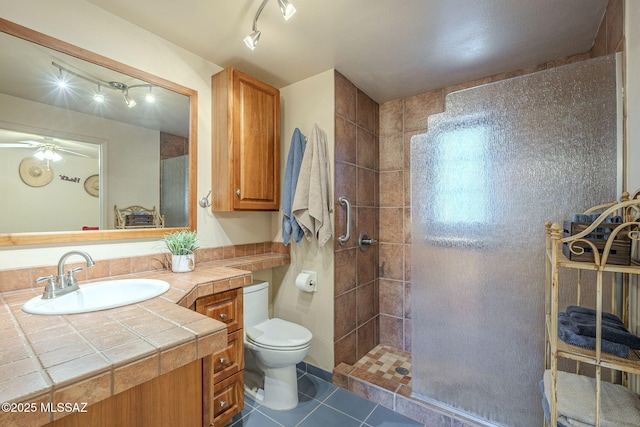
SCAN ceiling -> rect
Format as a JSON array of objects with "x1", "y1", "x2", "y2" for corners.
[{"x1": 85, "y1": 0, "x2": 609, "y2": 104}]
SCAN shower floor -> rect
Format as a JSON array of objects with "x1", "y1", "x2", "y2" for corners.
[
  {"x1": 353, "y1": 344, "x2": 412, "y2": 387},
  {"x1": 334, "y1": 348, "x2": 497, "y2": 425}
]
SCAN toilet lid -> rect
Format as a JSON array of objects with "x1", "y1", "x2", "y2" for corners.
[{"x1": 246, "y1": 318, "x2": 312, "y2": 350}]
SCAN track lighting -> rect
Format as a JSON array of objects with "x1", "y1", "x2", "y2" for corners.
[
  {"x1": 244, "y1": 0, "x2": 296, "y2": 50},
  {"x1": 52, "y1": 62, "x2": 157, "y2": 109},
  {"x1": 145, "y1": 87, "x2": 155, "y2": 103},
  {"x1": 277, "y1": 0, "x2": 296, "y2": 20},
  {"x1": 93, "y1": 85, "x2": 105, "y2": 103},
  {"x1": 243, "y1": 30, "x2": 261, "y2": 50},
  {"x1": 123, "y1": 89, "x2": 136, "y2": 108},
  {"x1": 56, "y1": 67, "x2": 68, "y2": 88}
]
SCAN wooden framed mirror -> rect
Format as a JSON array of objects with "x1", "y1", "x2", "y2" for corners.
[{"x1": 0, "y1": 18, "x2": 197, "y2": 246}]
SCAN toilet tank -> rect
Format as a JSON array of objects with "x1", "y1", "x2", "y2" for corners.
[{"x1": 243, "y1": 281, "x2": 269, "y2": 328}]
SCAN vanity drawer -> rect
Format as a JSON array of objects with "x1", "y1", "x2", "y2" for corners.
[
  {"x1": 196, "y1": 289, "x2": 243, "y2": 333},
  {"x1": 212, "y1": 371, "x2": 244, "y2": 427},
  {"x1": 213, "y1": 329, "x2": 243, "y2": 383}
]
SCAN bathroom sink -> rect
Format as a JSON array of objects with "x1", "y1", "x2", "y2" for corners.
[{"x1": 22, "y1": 278, "x2": 171, "y2": 315}]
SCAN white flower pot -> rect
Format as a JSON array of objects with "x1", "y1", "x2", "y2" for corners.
[{"x1": 171, "y1": 254, "x2": 195, "y2": 272}]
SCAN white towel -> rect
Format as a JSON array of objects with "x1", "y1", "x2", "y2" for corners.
[
  {"x1": 292, "y1": 124, "x2": 332, "y2": 247},
  {"x1": 543, "y1": 370, "x2": 640, "y2": 427}
]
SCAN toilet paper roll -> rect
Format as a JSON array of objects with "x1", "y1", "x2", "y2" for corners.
[{"x1": 295, "y1": 272, "x2": 315, "y2": 292}]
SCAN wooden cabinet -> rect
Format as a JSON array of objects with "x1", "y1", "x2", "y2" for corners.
[
  {"x1": 46, "y1": 360, "x2": 202, "y2": 427},
  {"x1": 544, "y1": 193, "x2": 640, "y2": 427},
  {"x1": 197, "y1": 289, "x2": 245, "y2": 426},
  {"x1": 211, "y1": 67, "x2": 280, "y2": 211}
]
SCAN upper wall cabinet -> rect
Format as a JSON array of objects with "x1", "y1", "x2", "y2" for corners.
[{"x1": 211, "y1": 67, "x2": 280, "y2": 211}]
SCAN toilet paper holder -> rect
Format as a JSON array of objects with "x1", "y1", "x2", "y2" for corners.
[{"x1": 296, "y1": 270, "x2": 318, "y2": 292}]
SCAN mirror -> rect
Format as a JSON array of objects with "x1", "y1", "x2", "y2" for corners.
[{"x1": 0, "y1": 18, "x2": 197, "y2": 246}]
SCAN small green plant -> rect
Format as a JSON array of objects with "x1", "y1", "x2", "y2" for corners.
[{"x1": 163, "y1": 230, "x2": 199, "y2": 255}]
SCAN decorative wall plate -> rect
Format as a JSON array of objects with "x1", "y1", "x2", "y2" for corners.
[
  {"x1": 19, "y1": 157, "x2": 53, "y2": 187},
  {"x1": 84, "y1": 174, "x2": 99, "y2": 197}
]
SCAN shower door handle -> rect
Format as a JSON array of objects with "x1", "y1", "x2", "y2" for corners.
[{"x1": 338, "y1": 196, "x2": 351, "y2": 245}]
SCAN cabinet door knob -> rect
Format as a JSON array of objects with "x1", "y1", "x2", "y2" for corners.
[
  {"x1": 220, "y1": 401, "x2": 228, "y2": 408},
  {"x1": 220, "y1": 313, "x2": 228, "y2": 319},
  {"x1": 219, "y1": 357, "x2": 228, "y2": 364},
  {"x1": 236, "y1": 189, "x2": 241, "y2": 196}
]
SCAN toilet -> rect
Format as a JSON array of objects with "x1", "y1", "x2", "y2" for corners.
[{"x1": 243, "y1": 281, "x2": 313, "y2": 411}]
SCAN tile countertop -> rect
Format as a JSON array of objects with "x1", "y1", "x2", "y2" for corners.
[{"x1": 0, "y1": 252, "x2": 290, "y2": 426}]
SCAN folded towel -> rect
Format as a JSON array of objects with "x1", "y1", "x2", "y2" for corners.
[
  {"x1": 542, "y1": 370, "x2": 640, "y2": 427},
  {"x1": 540, "y1": 380, "x2": 570, "y2": 427},
  {"x1": 564, "y1": 307, "x2": 640, "y2": 349},
  {"x1": 292, "y1": 124, "x2": 332, "y2": 247},
  {"x1": 568, "y1": 312, "x2": 629, "y2": 333},
  {"x1": 566, "y1": 306, "x2": 625, "y2": 323},
  {"x1": 282, "y1": 128, "x2": 307, "y2": 245},
  {"x1": 558, "y1": 312, "x2": 629, "y2": 358}
]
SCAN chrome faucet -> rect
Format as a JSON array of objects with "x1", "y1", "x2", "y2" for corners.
[{"x1": 36, "y1": 250, "x2": 96, "y2": 299}]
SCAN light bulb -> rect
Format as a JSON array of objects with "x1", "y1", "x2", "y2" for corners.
[
  {"x1": 123, "y1": 90, "x2": 136, "y2": 108},
  {"x1": 56, "y1": 68, "x2": 68, "y2": 88},
  {"x1": 278, "y1": 0, "x2": 296, "y2": 20},
  {"x1": 35, "y1": 148, "x2": 61, "y2": 162},
  {"x1": 244, "y1": 31, "x2": 261, "y2": 50}
]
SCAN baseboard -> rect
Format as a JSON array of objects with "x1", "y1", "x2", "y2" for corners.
[{"x1": 296, "y1": 361, "x2": 332, "y2": 383}]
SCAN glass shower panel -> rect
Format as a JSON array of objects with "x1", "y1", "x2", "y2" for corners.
[
  {"x1": 411, "y1": 54, "x2": 619, "y2": 426},
  {"x1": 161, "y1": 155, "x2": 189, "y2": 227}
]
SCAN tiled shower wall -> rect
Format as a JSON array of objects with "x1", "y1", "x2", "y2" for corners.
[
  {"x1": 334, "y1": 71, "x2": 380, "y2": 365},
  {"x1": 376, "y1": 0, "x2": 624, "y2": 354}
]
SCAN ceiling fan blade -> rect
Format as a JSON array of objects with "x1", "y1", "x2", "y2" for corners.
[
  {"x1": 0, "y1": 143, "x2": 34, "y2": 148},
  {"x1": 18, "y1": 140, "x2": 46, "y2": 147},
  {"x1": 57, "y1": 147, "x2": 90, "y2": 158}
]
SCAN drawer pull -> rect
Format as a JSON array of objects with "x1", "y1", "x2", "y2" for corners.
[
  {"x1": 220, "y1": 401, "x2": 228, "y2": 408},
  {"x1": 220, "y1": 357, "x2": 228, "y2": 364},
  {"x1": 220, "y1": 313, "x2": 228, "y2": 319}
]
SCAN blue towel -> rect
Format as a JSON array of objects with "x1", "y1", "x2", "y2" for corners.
[
  {"x1": 564, "y1": 306, "x2": 640, "y2": 349},
  {"x1": 282, "y1": 128, "x2": 307, "y2": 245},
  {"x1": 540, "y1": 380, "x2": 569, "y2": 427},
  {"x1": 566, "y1": 305, "x2": 625, "y2": 323},
  {"x1": 558, "y1": 312, "x2": 629, "y2": 358}
]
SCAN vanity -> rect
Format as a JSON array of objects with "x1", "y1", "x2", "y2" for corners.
[{"x1": 0, "y1": 247, "x2": 290, "y2": 427}]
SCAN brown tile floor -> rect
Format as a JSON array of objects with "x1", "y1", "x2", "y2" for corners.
[{"x1": 353, "y1": 344, "x2": 412, "y2": 387}]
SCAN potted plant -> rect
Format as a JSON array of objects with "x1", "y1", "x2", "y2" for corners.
[{"x1": 163, "y1": 230, "x2": 199, "y2": 272}]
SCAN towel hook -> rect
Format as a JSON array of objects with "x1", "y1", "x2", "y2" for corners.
[
  {"x1": 199, "y1": 190, "x2": 212, "y2": 208},
  {"x1": 338, "y1": 196, "x2": 351, "y2": 245}
]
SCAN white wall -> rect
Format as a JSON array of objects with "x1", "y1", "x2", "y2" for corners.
[
  {"x1": 272, "y1": 69, "x2": 335, "y2": 371},
  {"x1": 0, "y1": 0, "x2": 274, "y2": 267},
  {"x1": 626, "y1": 2, "x2": 640, "y2": 193},
  {"x1": 0, "y1": 147, "x2": 99, "y2": 232}
]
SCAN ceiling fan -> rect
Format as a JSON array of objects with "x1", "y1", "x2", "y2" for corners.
[{"x1": 0, "y1": 138, "x2": 89, "y2": 161}]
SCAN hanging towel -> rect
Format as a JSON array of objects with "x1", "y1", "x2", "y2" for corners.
[
  {"x1": 282, "y1": 128, "x2": 307, "y2": 245},
  {"x1": 292, "y1": 124, "x2": 333, "y2": 247}
]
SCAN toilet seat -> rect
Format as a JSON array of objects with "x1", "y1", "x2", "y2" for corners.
[{"x1": 246, "y1": 318, "x2": 312, "y2": 351}]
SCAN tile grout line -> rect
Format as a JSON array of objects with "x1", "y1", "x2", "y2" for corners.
[
  {"x1": 293, "y1": 373, "x2": 337, "y2": 426},
  {"x1": 360, "y1": 403, "x2": 379, "y2": 426}
]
